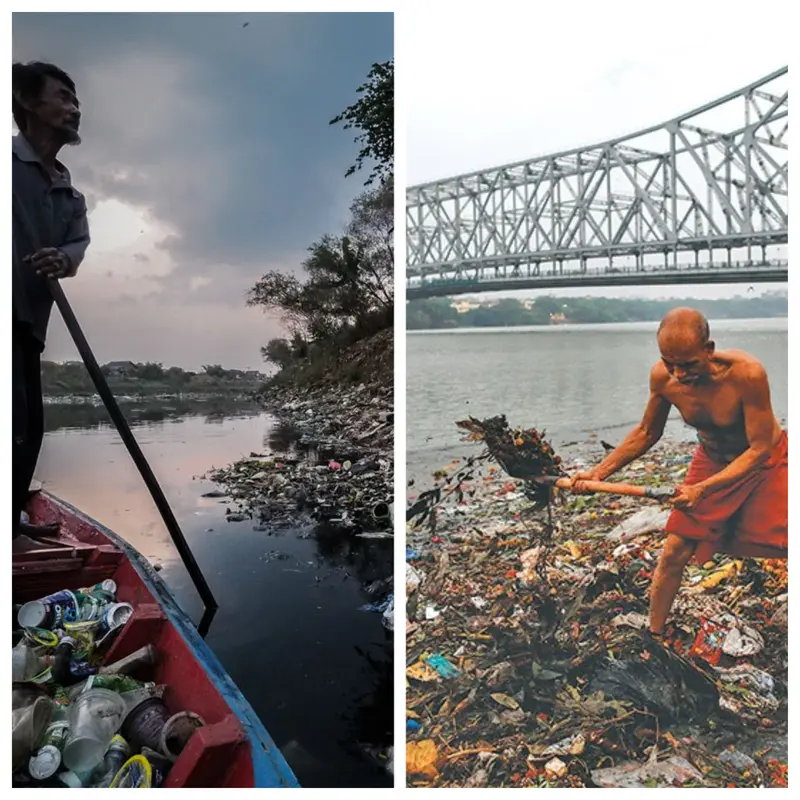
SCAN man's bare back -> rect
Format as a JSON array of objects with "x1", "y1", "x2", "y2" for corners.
[{"x1": 653, "y1": 348, "x2": 782, "y2": 463}]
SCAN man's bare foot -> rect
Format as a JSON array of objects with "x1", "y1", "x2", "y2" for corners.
[{"x1": 14, "y1": 522, "x2": 60, "y2": 542}]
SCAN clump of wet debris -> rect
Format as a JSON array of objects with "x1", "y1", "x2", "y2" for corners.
[
  {"x1": 405, "y1": 418, "x2": 788, "y2": 788},
  {"x1": 204, "y1": 381, "x2": 393, "y2": 534}
]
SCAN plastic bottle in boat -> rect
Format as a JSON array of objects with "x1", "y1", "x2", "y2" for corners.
[
  {"x1": 86, "y1": 674, "x2": 143, "y2": 694},
  {"x1": 109, "y1": 754, "x2": 153, "y2": 788},
  {"x1": 28, "y1": 718, "x2": 70, "y2": 781},
  {"x1": 93, "y1": 735, "x2": 131, "y2": 788},
  {"x1": 76, "y1": 580, "x2": 117, "y2": 604},
  {"x1": 52, "y1": 637, "x2": 97, "y2": 686},
  {"x1": 141, "y1": 747, "x2": 171, "y2": 788}
]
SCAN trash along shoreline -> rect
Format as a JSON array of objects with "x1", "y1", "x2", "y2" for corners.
[
  {"x1": 204, "y1": 379, "x2": 394, "y2": 536},
  {"x1": 406, "y1": 429, "x2": 788, "y2": 789}
]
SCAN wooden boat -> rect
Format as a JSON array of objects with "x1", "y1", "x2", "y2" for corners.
[{"x1": 12, "y1": 491, "x2": 300, "y2": 788}]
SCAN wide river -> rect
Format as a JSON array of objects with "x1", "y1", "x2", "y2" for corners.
[
  {"x1": 407, "y1": 318, "x2": 788, "y2": 485},
  {"x1": 35, "y1": 399, "x2": 392, "y2": 788}
]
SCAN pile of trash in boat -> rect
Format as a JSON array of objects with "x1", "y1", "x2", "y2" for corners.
[{"x1": 13, "y1": 581, "x2": 203, "y2": 788}]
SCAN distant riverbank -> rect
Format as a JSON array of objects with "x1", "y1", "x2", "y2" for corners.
[
  {"x1": 42, "y1": 359, "x2": 265, "y2": 400},
  {"x1": 43, "y1": 390, "x2": 257, "y2": 403},
  {"x1": 407, "y1": 292, "x2": 788, "y2": 330}
]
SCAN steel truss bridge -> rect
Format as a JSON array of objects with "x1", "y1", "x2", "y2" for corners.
[{"x1": 406, "y1": 67, "x2": 788, "y2": 299}]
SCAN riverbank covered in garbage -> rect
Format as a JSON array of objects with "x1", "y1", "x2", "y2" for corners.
[
  {"x1": 208, "y1": 327, "x2": 393, "y2": 533},
  {"x1": 405, "y1": 437, "x2": 788, "y2": 788},
  {"x1": 205, "y1": 378, "x2": 393, "y2": 535}
]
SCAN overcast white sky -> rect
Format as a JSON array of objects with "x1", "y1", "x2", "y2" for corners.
[{"x1": 404, "y1": 0, "x2": 790, "y2": 302}]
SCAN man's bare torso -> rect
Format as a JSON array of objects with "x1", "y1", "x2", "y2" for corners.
[{"x1": 654, "y1": 349, "x2": 781, "y2": 462}]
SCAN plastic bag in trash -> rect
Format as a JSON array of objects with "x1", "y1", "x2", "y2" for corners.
[
  {"x1": 591, "y1": 756, "x2": 703, "y2": 788},
  {"x1": 381, "y1": 595, "x2": 394, "y2": 632},
  {"x1": 607, "y1": 507, "x2": 670, "y2": 541},
  {"x1": 586, "y1": 636, "x2": 719, "y2": 722}
]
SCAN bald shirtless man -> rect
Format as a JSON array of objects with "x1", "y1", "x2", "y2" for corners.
[{"x1": 571, "y1": 307, "x2": 787, "y2": 638}]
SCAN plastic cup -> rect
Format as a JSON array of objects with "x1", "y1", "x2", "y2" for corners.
[
  {"x1": 63, "y1": 689, "x2": 126, "y2": 772},
  {"x1": 18, "y1": 590, "x2": 79, "y2": 629},
  {"x1": 98, "y1": 602, "x2": 134, "y2": 637},
  {"x1": 12, "y1": 646, "x2": 30, "y2": 682}
]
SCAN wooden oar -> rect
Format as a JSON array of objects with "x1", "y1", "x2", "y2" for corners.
[
  {"x1": 48, "y1": 280, "x2": 219, "y2": 616},
  {"x1": 532, "y1": 475, "x2": 675, "y2": 501}
]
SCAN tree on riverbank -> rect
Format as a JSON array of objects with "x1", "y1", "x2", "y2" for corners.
[
  {"x1": 329, "y1": 59, "x2": 393, "y2": 187},
  {"x1": 252, "y1": 60, "x2": 394, "y2": 387}
]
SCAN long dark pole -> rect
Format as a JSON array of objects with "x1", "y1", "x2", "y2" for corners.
[{"x1": 47, "y1": 280, "x2": 218, "y2": 614}]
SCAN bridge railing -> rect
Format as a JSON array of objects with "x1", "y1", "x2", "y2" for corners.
[{"x1": 407, "y1": 259, "x2": 789, "y2": 285}]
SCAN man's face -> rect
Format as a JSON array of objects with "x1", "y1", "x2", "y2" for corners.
[
  {"x1": 659, "y1": 336, "x2": 712, "y2": 386},
  {"x1": 28, "y1": 75, "x2": 81, "y2": 144}
]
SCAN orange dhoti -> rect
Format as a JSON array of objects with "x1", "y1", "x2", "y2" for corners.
[{"x1": 665, "y1": 431, "x2": 788, "y2": 564}]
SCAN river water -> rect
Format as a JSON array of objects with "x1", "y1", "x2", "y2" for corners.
[
  {"x1": 407, "y1": 318, "x2": 788, "y2": 485},
  {"x1": 36, "y1": 399, "x2": 392, "y2": 788}
]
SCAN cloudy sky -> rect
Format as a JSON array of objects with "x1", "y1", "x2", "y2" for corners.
[
  {"x1": 13, "y1": 12, "x2": 393, "y2": 370},
  {"x1": 405, "y1": 0, "x2": 789, "y2": 301}
]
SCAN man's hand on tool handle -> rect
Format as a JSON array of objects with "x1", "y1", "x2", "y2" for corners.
[
  {"x1": 568, "y1": 470, "x2": 602, "y2": 494},
  {"x1": 668, "y1": 483, "x2": 706, "y2": 510}
]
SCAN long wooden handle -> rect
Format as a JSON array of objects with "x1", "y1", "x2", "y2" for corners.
[
  {"x1": 553, "y1": 477, "x2": 673, "y2": 500},
  {"x1": 48, "y1": 281, "x2": 220, "y2": 615}
]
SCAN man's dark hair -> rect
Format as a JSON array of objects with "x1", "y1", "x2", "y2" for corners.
[{"x1": 12, "y1": 61, "x2": 76, "y2": 131}]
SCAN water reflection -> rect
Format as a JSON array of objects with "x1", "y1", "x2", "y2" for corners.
[
  {"x1": 266, "y1": 419, "x2": 303, "y2": 453},
  {"x1": 44, "y1": 397, "x2": 262, "y2": 433},
  {"x1": 313, "y1": 523, "x2": 393, "y2": 585}
]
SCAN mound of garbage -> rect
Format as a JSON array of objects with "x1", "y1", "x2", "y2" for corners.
[
  {"x1": 205, "y1": 379, "x2": 393, "y2": 533},
  {"x1": 405, "y1": 430, "x2": 788, "y2": 788}
]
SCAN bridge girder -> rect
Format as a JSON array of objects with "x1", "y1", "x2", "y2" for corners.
[{"x1": 406, "y1": 68, "x2": 788, "y2": 284}]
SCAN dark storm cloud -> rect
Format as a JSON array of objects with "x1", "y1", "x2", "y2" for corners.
[{"x1": 12, "y1": 12, "x2": 393, "y2": 284}]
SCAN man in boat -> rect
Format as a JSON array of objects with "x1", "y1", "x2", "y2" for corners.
[
  {"x1": 13, "y1": 62, "x2": 90, "y2": 542},
  {"x1": 570, "y1": 307, "x2": 787, "y2": 639}
]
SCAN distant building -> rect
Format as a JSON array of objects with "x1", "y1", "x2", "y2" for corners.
[
  {"x1": 104, "y1": 360, "x2": 136, "y2": 377},
  {"x1": 450, "y1": 298, "x2": 500, "y2": 313},
  {"x1": 450, "y1": 300, "x2": 482, "y2": 314}
]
